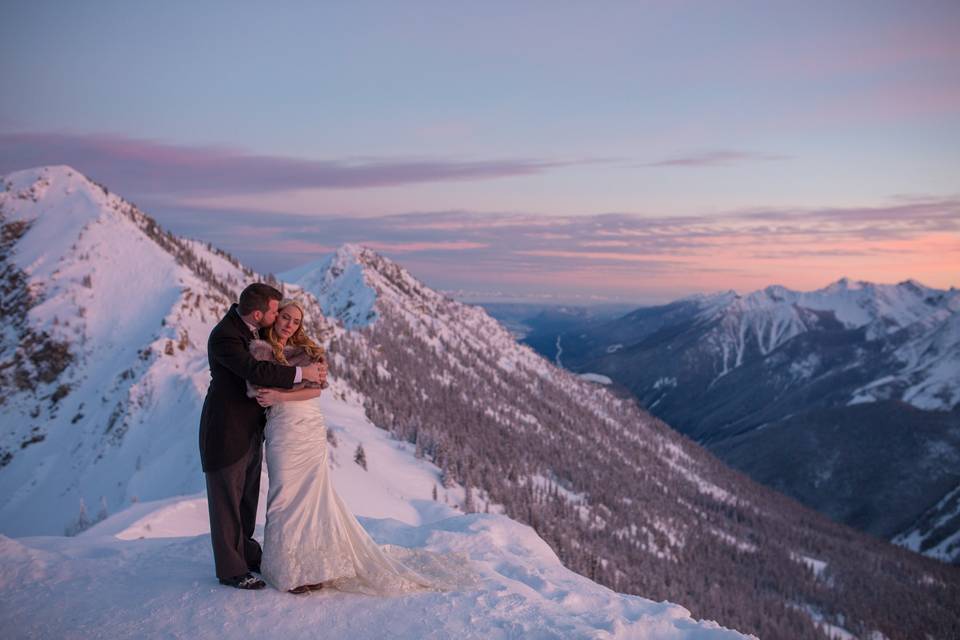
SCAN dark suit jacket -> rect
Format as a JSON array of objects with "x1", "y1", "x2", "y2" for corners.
[{"x1": 199, "y1": 304, "x2": 297, "y2": 472}]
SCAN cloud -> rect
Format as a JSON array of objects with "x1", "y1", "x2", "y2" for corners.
[
  {"x1": 141, "y1": 193, "x2": 959, "y2": 304},
  {"x1": 646, "y1": 150, "x2": 789, "y2": 168},
  {"x1": 0, "y1": 130, "x2": 575, "y2": 198},
  {"x1": 516, "y1": 249, "x2": 687, "y2": 265},
  {"x1": 360, "y1": 241, "x2": 488, "y2": 253}
]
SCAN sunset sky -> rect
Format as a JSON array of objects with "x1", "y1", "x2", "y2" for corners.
[{"x1": 2, "y1": 1, "x2": 958, "y2": 302}]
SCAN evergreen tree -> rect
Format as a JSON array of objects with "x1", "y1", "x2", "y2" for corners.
[
  {"x1": 441, "y1": 465, "x2": 456, "y2": 489},
  {"x1": 96, "y1": 496, "x2": 108, "y2": 523},
  {"x1": 65, "y1": 497, "x2": 91, "y2": 536},
  {"x1": 464, "y1": 480, "x2": 475, "y2": 513},
  {"x1": 353, "y1": 444, "x2": 367, "y2": 470}
]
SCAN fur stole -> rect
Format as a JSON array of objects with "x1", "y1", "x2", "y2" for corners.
[{"x1": 247, "y1": 339, "x2": 324, "y2": 397}]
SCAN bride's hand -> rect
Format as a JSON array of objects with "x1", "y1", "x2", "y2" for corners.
[{"x1": 256, "y1": 388, "x2": 282, "y2": 407}]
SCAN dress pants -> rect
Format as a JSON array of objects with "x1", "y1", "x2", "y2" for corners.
[{"x1": 205, "y1": 436, "x2": 263, "y2": 579}]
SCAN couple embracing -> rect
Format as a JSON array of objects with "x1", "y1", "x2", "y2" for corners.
[{"x1": 199, "y1": 283, "x2": 456, "y2": 595}]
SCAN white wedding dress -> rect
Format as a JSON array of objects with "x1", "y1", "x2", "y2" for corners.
[{"x1": 260, "y1": 396, "x2": 469, "y2": 594}]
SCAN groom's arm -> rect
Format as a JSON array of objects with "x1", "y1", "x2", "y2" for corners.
[{"x1": 209, "y1": 330, "x2": 297, "y2": 389}]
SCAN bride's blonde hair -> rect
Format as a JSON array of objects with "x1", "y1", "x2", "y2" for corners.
[{"x1": 266, "y1": 299, "x2": 326, "y2": 364}]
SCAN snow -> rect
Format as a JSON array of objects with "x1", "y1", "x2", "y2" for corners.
[
  {"x1": 0, "y1": 167, "x2": 236, "y2": 536},
  {"x1": 579, "y1": 372, "x2": 613, "y2": 385},
  {"x1": 787, "y1": 603, "x2": 858, "y2": 640},
  {"x1": 0, "y1": 379, "x2": 751, "y2": 639},
  {"x1": 694, "y1": 278, "x2": 960, "y2": 412},
  {"x1": 653, "y1": 377, "x2": 678, "y2": 390},
  {"x1": 893, "y1": 482, "x2": 960, "y2": 562},
  {"x1": 3, "y1": 166, "x2": 104, "y2": 281},
  {"x1": 528, "y1": 473, "x2": 588, "y2": 506},
  {"x1": 708, "y1": 528, "x2": 757, "y2": 554},
  {"x1": 0, "y1": 509, "x2": 749, "y2": 640},
  {"x1": 661, "y1": 444, "x2": 734, "y2": 506},
  {"x1": 897, "y1": 303, "x2": 960, "y2": 410},
  {"x1": 281, "y1": 244, "x2": 380, "y2": 330},
  {"x1": 789, "y1": 552, "x2": 827, "y2": 579},
  {"x1": 788, "y1": 353, "x2": 820, "y2": 380}
]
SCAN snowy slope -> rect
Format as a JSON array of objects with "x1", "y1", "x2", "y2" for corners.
[
  {"x1": 893, "y1": 481, "x2": 960, "y2": 563},
  {"x1": 0, "y1": 166, "x2": 327, "y2": 536},
  {"x1": 887, "y1": 292, "x2": 960, "y2": 410},
  {"x1": 1, "y1": 166, "x2": 226, "y2": 535},
  {"x1": 0, "y1": 370, "x2": 748, "y2": 639},
  {"x1": 0, "y1": 517, "x2": 749, "y2": 640}
]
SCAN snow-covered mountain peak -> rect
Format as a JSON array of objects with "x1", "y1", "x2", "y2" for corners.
[
  {"x1": 280, "y1": 245, "x2": 380, "y2": 330},
  {"x1": 824, "y1": 276, "x2": 856, "y2": 292},
  {"x1": 660, "y1": 276, "x2": 960, "y2": 411},
  {"x1": 2, "y1": 164, "x2": 117, "y2": 227},
  {"x1": 3, "y1": 164, "x2": 95, "y2": 202},
  {"x1": 0, "y1": 165, "x2": 255, "y2": 535},
  {"x1": 678, "y1": 289, "x2": 737, "y2": 304},
  {"x1": 739, "y1": 285, "x2": 798, "y2": 309},
  {"x1": 283, "y1": 243, "x2": 459, "y2": 332},
  {"x1": 2, "y1": 165, "x2": 116, "y2": 280},
  {"x1": 761, "y1": 284, "x2": 791, "y2": 301},
  {"x1": 336, "y1": 241, "x2": 373, "y2": 260},
  {"x1": 701, "y1": 277, "x2": 944, "y2": 335}
]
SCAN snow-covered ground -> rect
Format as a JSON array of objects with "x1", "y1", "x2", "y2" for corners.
[
  {"x1": 0, "y1": 392, "x2": 750, "y2": 640},
  {"x1": 579, "y1": 372, "x2": 614, "y2": 385},
  {"x1": 893, "y1": 482, "x2": 960, "y2": 563}
]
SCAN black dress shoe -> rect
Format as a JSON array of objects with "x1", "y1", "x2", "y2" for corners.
[
  {"x1": 219, "y1": 573, "x2": 266, "y2": 590},
  {"x1": 288, "y1": 582, "x2": 324, "y2": 595}
]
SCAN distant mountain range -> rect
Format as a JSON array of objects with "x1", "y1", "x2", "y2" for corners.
[
  {"x1": 508, "y1": 279, "x2": 960, "y2": 564},
  {"x1": 2, "y1": 166, "x2": 959, "y2": 639}
]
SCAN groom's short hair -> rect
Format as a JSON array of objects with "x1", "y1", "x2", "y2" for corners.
[{"x1": 238, "y1": 283, "x2": 283, "y2": 315}]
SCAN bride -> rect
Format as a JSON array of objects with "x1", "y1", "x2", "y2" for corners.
[{"x1": 249, "y1": 299, "x2": 465, "y2": 595}]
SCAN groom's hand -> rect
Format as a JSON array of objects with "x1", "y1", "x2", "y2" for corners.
[
  {"x1": 256, "y1": 388, "x2": 281, "y2": 407},
  {"x1": 302, "y1": 362, "x2": 323, "y2": 383}
]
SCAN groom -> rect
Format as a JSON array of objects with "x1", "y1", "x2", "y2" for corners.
[{"x1": 199, "y1": 283, "x2": 326, "y2": 589}]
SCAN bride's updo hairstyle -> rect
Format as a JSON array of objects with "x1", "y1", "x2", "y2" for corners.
[{"x1": 266, "y1": 299, "x2": 326, "y2": 364}]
